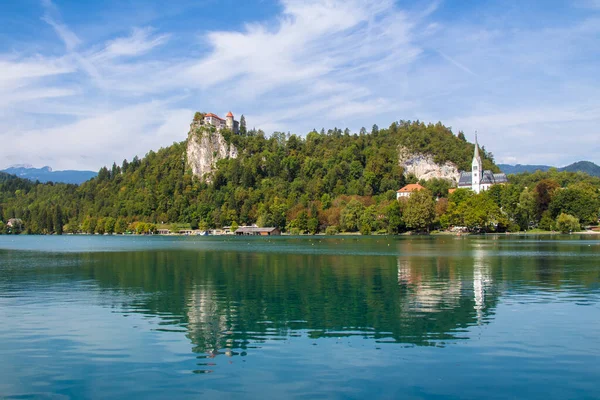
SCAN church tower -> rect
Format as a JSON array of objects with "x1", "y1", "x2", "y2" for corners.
[{"x1": 471, "y1": 134, "x2": 483, "y2": 193}]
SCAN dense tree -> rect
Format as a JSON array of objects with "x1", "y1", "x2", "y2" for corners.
[
  {"x1": 556, "y1": 213, "x2": 580, "y2": 233},
  {"x1": 385, "y1": 200, "x2": 404, "y2": 234},
  {"x1": 1, "y1": 119, "x2": 598, "y2": 236},
  {"x1": 533, "y1": 179, "x2": 559, "y2": 218},
  {"x1": 402, "y1": 189, "x2": 435, "y2": 232},
  {"x1": 340, "y1": 200, "x2": 365, "y2": 232},
  {"x1": 457, "y1": 193, "x2": 505, "y2": 232},
  {"x1": 549, "y1": 185, "x2": 600, "y2": 224},
  {"x1": 422, "y1": 178, "x2": 452, "y2": 198},
  {"x1": 517, "y1": 188, "x2": 537, "y2": 230}
]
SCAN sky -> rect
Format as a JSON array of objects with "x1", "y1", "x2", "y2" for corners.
[{"x1": 1, "y1": 0, "x2": 599, "y2": 171}]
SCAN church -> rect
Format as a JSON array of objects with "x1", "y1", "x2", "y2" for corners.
[{"x1": 458, "y1": 137, "x2": 507, "y2": 193}]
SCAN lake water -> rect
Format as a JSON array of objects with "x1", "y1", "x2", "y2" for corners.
[{"x1": 0, "y1": 235, "x2": 599, "y2": 399}]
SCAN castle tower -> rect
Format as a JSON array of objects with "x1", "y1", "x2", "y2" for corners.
[
  {"x1": 471, "y1": 134, "x2": 483, "y2": 193},
  {"x1": 225, "y1": 111, "x2": 234, "y2": 131}
]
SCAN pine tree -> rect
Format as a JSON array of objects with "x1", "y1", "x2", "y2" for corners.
[{"x1": 240, "y1": 115, "x2": 247, "y2": 135}]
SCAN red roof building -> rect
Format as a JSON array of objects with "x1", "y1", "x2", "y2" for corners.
[
  {"x1": 396, "y1": 183, "x2": 425, "y2": 199},
  {"x1": 205, "y1": 113, "x2": 225, "y2": 121}
]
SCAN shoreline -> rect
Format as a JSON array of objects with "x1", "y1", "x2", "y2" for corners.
[{"x1": 2, "y1": 230, "x2": 599, "y2": 237}]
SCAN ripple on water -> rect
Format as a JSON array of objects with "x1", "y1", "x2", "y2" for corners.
[{"x1": 1, "y1": 235, "x2": 600, "y2": 399}]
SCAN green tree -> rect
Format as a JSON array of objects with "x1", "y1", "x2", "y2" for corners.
[
  {"x1": 307, "y1": 218, "x2": 319, "y2": 234},
  {"x1": 403, "y1": 189, "x2": 435, "y2": 232},
  {"x1": 340, "y1": 200, "x2": 365, "y2": 232},
  {"x1": 104, "y1": 217, "x2": 116, "y2": 234},
  {"x1": 358, "y1": 205, "x2": 376, "y2": 235},
  {"x1": 81, "y1": 217, "x2": 97, "y2": 234},
  {"x1": 517, "y1": 188, "x2": 536, "y2": 230},
  {"x1": 115, "y1": 218, "x2": 128, "y2": 234},
  {"x1": 556, "y1": 213, "x2": 580, "y2": 233},
  {"x1": 385, "y1": 200, "x2": 404, "y2": 234},
  {"x1": 95, "y1": 218, "x2": 106, "y2": 235},
  {"x1": 549, "y1": 186, "x2": 600, "y2": 224},
  {"x1": 53, "y1": 205, "x2": 64, "y2": 235},
  {"x1": 457, "y1": 193, "x2": 503, "y2": 232},
  {"x1": 423, "y1": 178, "x2": 452, "y2": 198},
  {"x1": 240, "y1": 115, "x2": 247, "y2": 135},
  {"x1": 534, "y1": 179, "x2": 559, "y2": 217}
]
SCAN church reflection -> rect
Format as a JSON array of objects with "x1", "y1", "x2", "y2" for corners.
[
  {"x1": 396, "y1": 246, "x2": 496, "y2": 328},
  {"x1": 8, "y1": 235, "x2": 599, "y2": 370},
  {"x1": 472, "y1": 246, "x2": 492, "y2": 325},
  {"x1": 182, "y1": 250, "x2": 502, "y2": 359},
  {"x1": 42, "y1": 247, "x2": 508, "y2": 360}
]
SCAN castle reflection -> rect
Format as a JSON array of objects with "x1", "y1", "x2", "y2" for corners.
[
  {"x1": 182, "y1": 248, "x2": 501, "y2": 358},
  {"x1": 13, "y1": 236, "x2": 597, "y2": 361}
]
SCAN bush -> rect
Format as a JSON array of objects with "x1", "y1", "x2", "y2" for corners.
[
  {"x1": 556, "y1": 213, "x2": 580, "y2": 233},
  {"x1": 325, "y1": 226, "x2": 339, "y2": 235},
  {"x1": 538, "y1": 211, "x2": 555, "y2": 231}
]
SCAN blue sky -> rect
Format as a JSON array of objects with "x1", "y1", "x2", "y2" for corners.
[{"x1": 1, "y1": 0, "x2": 599, "y2": 170}]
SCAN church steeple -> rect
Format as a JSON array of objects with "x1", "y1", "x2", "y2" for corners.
[{"x1": 474, "y1": 133, "x2": 482, "y2": 163}]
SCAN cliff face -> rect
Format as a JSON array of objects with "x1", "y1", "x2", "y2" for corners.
[
  {"x1": 186, "y1": 122, "x2": 238, "y2": 182},
  {"x1": 398, "y1": 146, "x2": 460, "y2": 183}
]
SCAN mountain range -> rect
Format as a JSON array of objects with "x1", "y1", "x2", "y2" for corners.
[
  {"x1": 1, "y1": 165, "x2": 97, "y2": 185},
  {"x1": 498, "y1": 161, "x2": 600, "y2": 177},
  {"x1": 3, "y1": 159, "x2": 599, "y2": 186}
]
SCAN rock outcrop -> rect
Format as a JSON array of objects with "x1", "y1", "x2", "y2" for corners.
[
  {"x1": 398, "y1": 146, "x2": 460, "y2": 184},
  {"x1": 186, "y1": 121, "x2": 238, "y2": 182}
]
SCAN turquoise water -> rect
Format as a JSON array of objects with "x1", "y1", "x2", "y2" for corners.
[{"x1": 0, "y1": 235, "x2": 599, "y2": 399}]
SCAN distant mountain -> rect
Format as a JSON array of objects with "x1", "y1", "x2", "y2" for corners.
[
  {"x1": 499, "y1": 161, "x2": 600, "y2": 177},
  {"x1": 1, "y1": 166, "x2": 97, "y2": 184},
  {"x1": 559, "y1": 161, "x2": 600, "y2": 176},
  {"x1": 498, "y1": 164, "x2": 552, "y2": 175}
]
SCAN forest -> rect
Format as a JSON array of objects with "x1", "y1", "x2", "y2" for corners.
[{"x1": 1, "y1": 120, "x2": 599, "y2": 235}]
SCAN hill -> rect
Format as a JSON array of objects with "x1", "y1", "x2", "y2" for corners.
[
  {"x1": 498, "y1": 164, "x2": 551, "y2": 174},
  {"x1": 0, "y1": 119, "x2": 497, "y2": 234},
  {"x1": 560, "y1": 161, "x2": 600, "y2": 176},
  {"x1": 1, "y1": 166, "x2": 97, "y2": 184},
  {"x1": 499, "y1": 161, "x2": 600, "y2": 177}
]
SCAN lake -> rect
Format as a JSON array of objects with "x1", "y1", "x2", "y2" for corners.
[{"x1": 0, "y1": 235, "x2": 599, "y2": 399}]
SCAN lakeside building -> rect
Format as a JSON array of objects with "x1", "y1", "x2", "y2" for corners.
[
  {"x1": 458, "y1": 136, "x2": 507, "y2": 193},
  {"x1": 235, "y1": 227, "x2": 281, "y2": 236},
  {"x1": 396, "y1": 183, "x2": 426, "y2": 199}
]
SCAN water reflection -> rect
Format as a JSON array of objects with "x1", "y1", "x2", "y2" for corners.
[
  {"x1": 187, "y1": 284, "x2": 236, "y2": 359},
  {"x1": 1, "y1": 236, "x2": 599, "y2": 365},
  {"x1": 473, "y1": 247, "x2": 492, "y2": 324}
]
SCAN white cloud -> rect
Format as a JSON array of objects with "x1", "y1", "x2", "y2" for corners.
[
  {"x1": 1, "y1": 101, "x2": 193, "y2": 170},
  {"x1": 2, "y1": 0, "x2": 600, "y2": 169},
  {"x1": 0, "y1": 57, "x2": 74, "y2": 89},
  {"x1": 93, "y1": 28, "x2": 171, "y2": 61},
  {"x1": 42, "y1": 16, "x2": 81, "y2": 51},
  {"x1": 41, "y1": 0, "x2": 81, "y2": 51}
]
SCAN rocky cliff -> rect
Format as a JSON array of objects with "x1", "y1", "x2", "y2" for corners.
[
  {"x1": 186, "y1": 122, "x2": 238, "y2": 182},
  {"x1": 398, "y1": 146, "x2": 460, "y2": 183}
]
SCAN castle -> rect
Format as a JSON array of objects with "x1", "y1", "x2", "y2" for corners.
[
  {"x1": 201, "y1": 112, "x2": 241, "y2": 134},
  {"x1": 458, "y1": 136, "x2": 507, "y2": 193}
]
